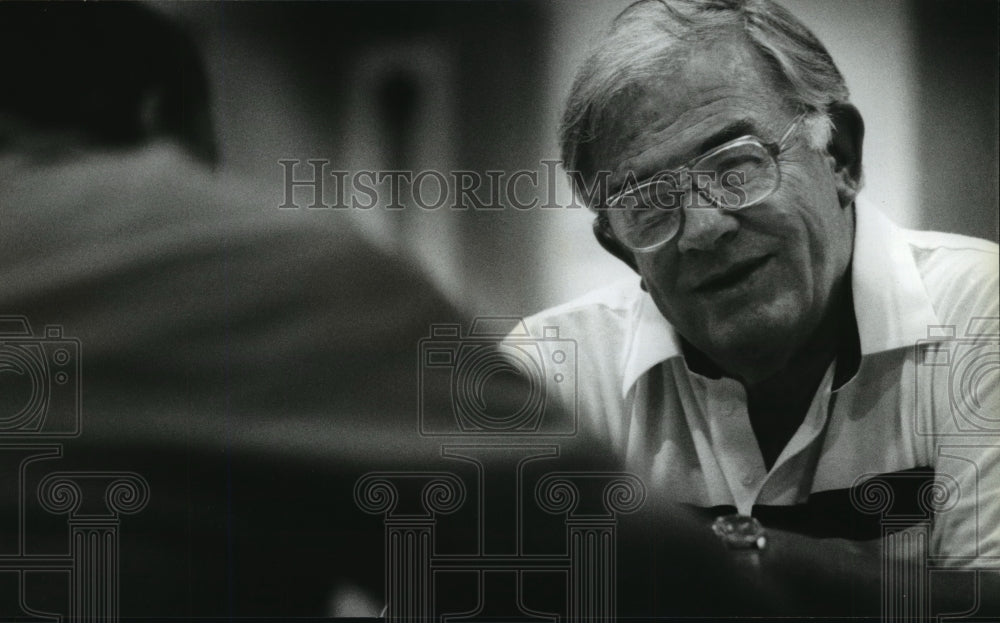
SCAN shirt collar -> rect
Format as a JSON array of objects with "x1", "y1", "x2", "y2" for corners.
[
  {"x1": 620, "y1": 200, "x2": 942, "y2": 398},
  {"x1": 621, "y1": 291, "x2": 682, "y2": 396},
  {"x1": 850, "y1": 199, "x2": 941, "y2": 354}
]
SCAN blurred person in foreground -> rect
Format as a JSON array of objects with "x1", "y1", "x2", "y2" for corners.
[
  {"x1": 1, "y1": 3, "x2": 714, "y2": 618},
  {"x1": 0, "y1": 2, "x2": 462, "y2": 616},
  {"x1": 516, "y1": 0, "x2": 999, "y2": 616}
]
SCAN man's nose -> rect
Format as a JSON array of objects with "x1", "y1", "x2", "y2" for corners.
[{"x1": 675, "y1": 205, "x2": 739, "y2": 253}]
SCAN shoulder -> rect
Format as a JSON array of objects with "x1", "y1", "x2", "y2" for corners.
[
  {"x1": 903, "y1": 227, "x2": 998, "y2": 267},
  {"x1": 901, "y1": 229, "x2": 999, "y2": 440},
  {"x1": 510, "y1": 279, "x2": 646, "y2": 447},
  {"x1": 903, "y1": 228, "x2": 999, "y2": 326},
  {"x1": 522, "y1": 278, "x2": 644, "y2": 329},
  {"x1": 517, "y1": 279, "x2": 644, "y2": 355}
]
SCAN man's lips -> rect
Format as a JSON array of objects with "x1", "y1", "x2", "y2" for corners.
[{"x1": 691, "y1": 255, "x2": 772, "y2": 293}]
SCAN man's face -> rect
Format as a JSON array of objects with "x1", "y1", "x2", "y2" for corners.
[{"x1": 586, "y1": 35, "x2": 855, "y2": 377}]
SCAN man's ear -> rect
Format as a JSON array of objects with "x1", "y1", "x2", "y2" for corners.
[
  {"x1": 826, "y1": 102, "x2": 864, "y2": 208},
  {"x1": 593, "y1": 216, "x2": 639, "y2": 272}
]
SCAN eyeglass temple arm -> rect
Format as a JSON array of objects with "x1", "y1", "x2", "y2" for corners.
[
  {"x1": 593, "y1": 215, "x2": 639, "y2": 272},
  {"x1": 779, "y1": 112, "x2": 808, "y2": 149}
]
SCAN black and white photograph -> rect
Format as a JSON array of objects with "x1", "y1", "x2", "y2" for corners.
[{"x1": 0, "y1": 0, "x2": 997, "y2": 620}]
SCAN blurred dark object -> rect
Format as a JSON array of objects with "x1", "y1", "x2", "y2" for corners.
[
  {"x1": 914, "y1": 0, "x2": 999, "y2": 242},
  {"x1": 0, "y1": 2, "x2": 216, "y2": 165},
  {"x1": 0, "y1": 143, "x2": 459, "y2": 616}
]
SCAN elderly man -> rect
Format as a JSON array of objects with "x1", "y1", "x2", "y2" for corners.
[{"x1": 520, "y1": 0, "x2": 999, "y2": 615}]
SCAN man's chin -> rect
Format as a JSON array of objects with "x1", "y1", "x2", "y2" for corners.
[{"x1": 697, "y1": 303, "x2": 804, "y2": 364}]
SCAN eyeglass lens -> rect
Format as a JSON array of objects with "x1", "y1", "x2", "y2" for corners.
[{"x1": 607, "y1": 138, "x2": 780, "y2": 250}]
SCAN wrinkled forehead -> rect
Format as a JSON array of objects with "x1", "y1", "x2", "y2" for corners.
[{"x1": 577, "y1": 34, "x2": 790, "y2": 195}]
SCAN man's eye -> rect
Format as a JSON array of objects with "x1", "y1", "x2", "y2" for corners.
[
  {"x1": 613, "y1": 193, "x2": 640, "y2": 209},
  {"x1": 644, "y1": 180, "x2": 685, "y2": 210},
  {"x1": 702, "y1": 142, "x2": 770, "y2": 173},
  {"x1": 627, "y1": 207, "x2": 670, "y2": 227},
  {"x1": 714, "y1": 154, "x2": 764, "y2": 173},
  {"x1": 720, "y1": 170, "x2": 747, "y2": 188}
]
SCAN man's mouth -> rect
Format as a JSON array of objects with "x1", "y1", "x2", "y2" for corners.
[{"x1": 692, "y1": 255, "x2": 772, "y2": 293}]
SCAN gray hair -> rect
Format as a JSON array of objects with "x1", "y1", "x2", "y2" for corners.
[{"x1": 560, "y1": 0, "x2": 849, "y2": 191}]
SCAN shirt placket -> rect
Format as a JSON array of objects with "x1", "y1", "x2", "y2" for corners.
[
  {"x1": 758, "y1": 362, "x2": 838, "y2": 505},
  {"x1": 695, "y1": 362, "x2": 838, "y2": 514},
  {"x1": 701, "y1": 376, "x2": 768, "y2": 515}
]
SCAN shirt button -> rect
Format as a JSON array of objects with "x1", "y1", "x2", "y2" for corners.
[{"x1": 742, "y1": 475, "x2": 756, "y2": 487}]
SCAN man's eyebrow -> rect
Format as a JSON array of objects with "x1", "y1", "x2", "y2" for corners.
[
  {"x1": 690, "y1": 119, "x2": 759, "y2": 160},
  {"x1": 614, "y1": 119, "x2": 763, "y2": 195}
]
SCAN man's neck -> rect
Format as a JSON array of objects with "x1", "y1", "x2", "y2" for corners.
[
  {"x1": 747, "y1": 285, "x2": 852, "y2": 396},
  {"x1": 678, "y1": 278, "x2": 857, "y2": 394},
  {"x1": 747, "y1": 281, "x2": 857, "y2": 469},
  {"x1": 680, "y1": 277, "x2": 859, "y2": 470}
]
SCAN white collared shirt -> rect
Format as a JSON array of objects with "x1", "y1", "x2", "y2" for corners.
[{"x1": 516, "y1": 201, "x2": 999, "y2": 567}]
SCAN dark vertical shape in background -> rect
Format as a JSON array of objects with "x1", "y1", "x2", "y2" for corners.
[
  {"x1": 451, "y1": 1, "x2": 550, "y2": 313},
  {"x1": 377, "y1": 70, "x2": 421, "y2": 173},
  {"x1": 914, "y1": 0, "x2": 999, "y2": 242},
  {"x1": 185, "y1": 0, "x2": 550, "y2": 315}
]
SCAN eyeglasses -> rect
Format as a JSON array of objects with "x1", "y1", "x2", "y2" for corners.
[{"x1": 600, "y1": 113, "x2": 806, "y2": 253}]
